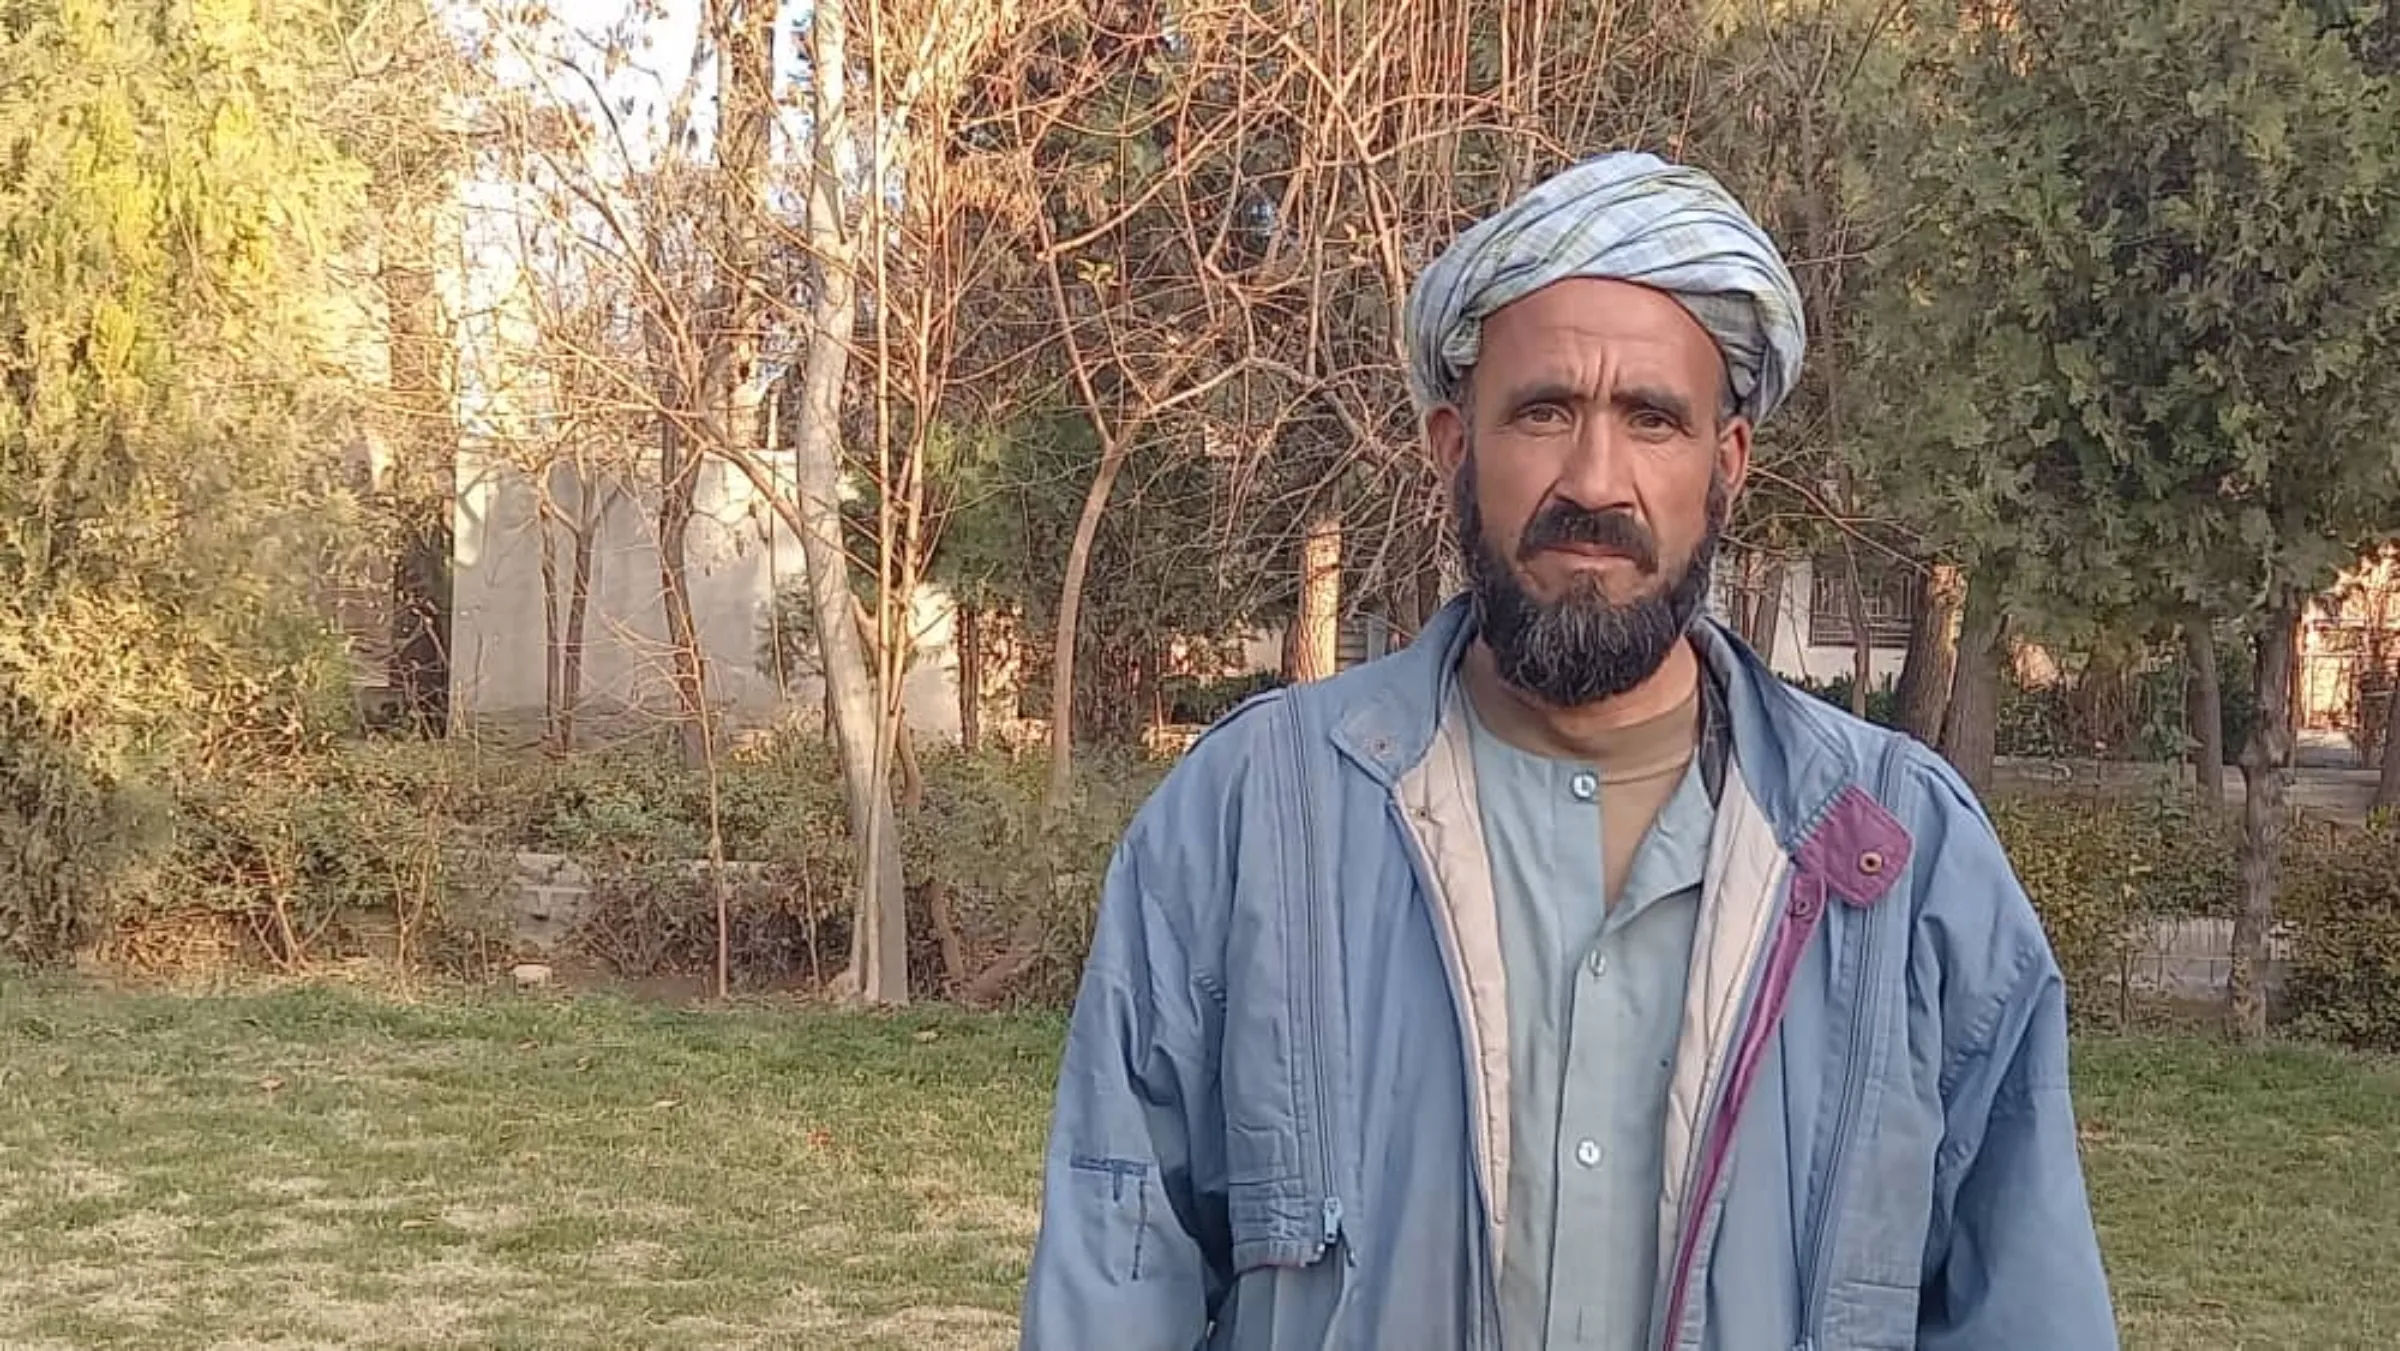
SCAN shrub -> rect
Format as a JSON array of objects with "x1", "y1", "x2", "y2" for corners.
[
  {"x1": 1988, "y1": 790, "x2": 2238, "y2": 1025},
  {"x1": 1789, "y1": 673, "x2": 1899, "y2": 729},
  {"x1": 2279, "y1": 817, "x2": 2400, "y2": 1050},
  {"x1": 111, "y1": 758, "x2": 513, "y2": 978},
  {"x1": 337, "y1": 732, "x2": 1166, "y2": 1004},
  {"x1": 904, "y1": 745, "x2": 1159, "y2": 1005},
  {"x1": 1162, "y1": 669, "x2": 1285, "y2": 727}
]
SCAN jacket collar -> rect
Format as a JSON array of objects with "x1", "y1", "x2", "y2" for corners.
[{"x1": 1325, "y1": 593, "x2": 1865, "y2": 851}]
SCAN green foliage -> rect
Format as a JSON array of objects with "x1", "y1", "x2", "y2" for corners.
[
  {"x1": 1859, "y1": 0, "x2": 2400, "y2": 632},
  {"x1": 1161, "y1": 669, "x2": 1285, "y2": 727},
  {"x1": 927, "y1": 406, "x2": 1272, "y2": 741},
  {"x1": 0, "y1": 0, "x2": 374, "y2": 957},
  {"x1": 148, "y1": 759, "x2": 512, "y2": 977},
  {"x1": 1787, "y1": 673, "x2": 1900, "y2": 730},
  {"x1": 2280, "y1": 818, "x2": 2400, "y2": 1049},
  {"x1": 251, "y1": 739, "x2": 1165, "y2": 1003},
  {"x1": 1990, "y1": 791, "x2": 2239, "y2": 1024}
]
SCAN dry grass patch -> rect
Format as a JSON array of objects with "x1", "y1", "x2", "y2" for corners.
[
  {"x1": 7, "y1": 980, "x2": 2395, "y2": 1347},
  {"x1": 0, "y1": 981, "x2": 1058, "y2": 1349}
]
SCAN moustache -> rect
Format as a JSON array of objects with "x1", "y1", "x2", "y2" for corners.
[{"x1": 1516, "y1": 503, "x2": 1660, "y2": 573}]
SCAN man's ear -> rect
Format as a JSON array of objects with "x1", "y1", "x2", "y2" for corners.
[
  {"x1": 1716, "y1": 414, "x2": 1753, "y2": 502},
  {"x1": 1427, "y1": 403, "x2": 1469, "y2": 479}
]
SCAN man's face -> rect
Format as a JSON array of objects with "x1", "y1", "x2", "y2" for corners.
[{"x1": 1426, "y1": 277, "x2": 1752, "y2": 707}]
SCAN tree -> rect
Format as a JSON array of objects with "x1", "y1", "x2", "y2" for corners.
[
  {"x1": 1861, "y1": 0, "x2": 2400, "y2": 1038},
  {"x1": 2185, "y1": 617, "x2": 2228, "y2": 803},
  {"x1": 1895, "y1": 563, "x2": 1964, "y2": 743},
  {"x1": 2, "y1": 0, "x2": 374, "y2": 956}
]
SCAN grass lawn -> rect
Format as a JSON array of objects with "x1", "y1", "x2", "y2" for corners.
[{"x1": 3, "y1": 983, "x2": 2397, "y2": 1348}]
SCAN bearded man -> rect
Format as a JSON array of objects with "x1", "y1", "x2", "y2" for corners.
[{"x1": 1018, "y1": 152, "x2": 2116, "y2": 1351}]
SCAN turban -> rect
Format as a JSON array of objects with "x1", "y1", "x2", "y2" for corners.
[{"x1": 1404, "y1": 151, "x2": 1807, "y2": 425}]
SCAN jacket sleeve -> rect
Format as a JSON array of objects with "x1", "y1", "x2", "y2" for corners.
[
  {"x1": 1913, "y1": 767, "x2": 2118, "y2": 1351},
  {"x1": 1019, "y1": 829, "x2": 1230, "y2": 1351}
]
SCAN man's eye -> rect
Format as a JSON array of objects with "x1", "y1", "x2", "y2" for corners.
[
  {"x1": 1630, "y1": 410, "x2": 1678, "y2": 434},
  {"x1": 1519, "y1": 404, "x2": 1569, "y2": 428}
]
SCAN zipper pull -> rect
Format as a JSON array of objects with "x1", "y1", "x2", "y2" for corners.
[{"x1": 1320, "y1": 1195, "x2": 1344, "y2": 1247}]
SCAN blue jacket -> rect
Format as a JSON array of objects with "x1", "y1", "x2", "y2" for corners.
[{"x1": 1020, "y1": 599, "x2": 2116, "y2": 1350}]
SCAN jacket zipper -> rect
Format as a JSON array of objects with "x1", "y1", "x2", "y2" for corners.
[
  {"x1": 1792, "y1": 902, "x2": 1878, "y2": 1348},
  {"x1": 1285, "y1": 706, "x2": 1344, "y2": 1264},
  {"x1": 1795, "y1": 738, "x2": 1906, "y2": 1349}
]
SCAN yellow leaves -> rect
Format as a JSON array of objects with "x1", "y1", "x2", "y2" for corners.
[{"x1": 87, "y1": 297, "x2": 143, "y2": 380}]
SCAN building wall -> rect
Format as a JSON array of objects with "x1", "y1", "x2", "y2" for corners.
[
  {"x1": 449, "y1": 447, "x2": 964, "y2": 742},
  {"x1": 1714, "y1": 556, "x2": 1910, "y2": 689}
]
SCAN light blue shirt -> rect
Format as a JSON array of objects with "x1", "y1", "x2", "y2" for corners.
[{"x1": 1465, "y1": 704, "x2": 1715, "y2": 1351}]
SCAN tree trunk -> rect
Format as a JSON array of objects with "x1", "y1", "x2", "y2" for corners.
[
  {"x1": 1413, "y1": 548, "x2": 1448, "y2": 640},
  {"x1": 2377, "y1": 677, "x2": 2400, "y2": 811},
  {"x1": 1939, "y1": 573, "x2": 2006, "y2": 796},
  {"x1": 655, "y1": 432, "x2": 711, "y2": 769},
  {"x1": 558, "y1": 505, "x2": 599, "y2": 753},
  {"x1": 956, "y1": 602, "x2": 983, "y2": 752},
  {"x1": 1287, "y1": 511, "x2": 1342, "y2": 683},
  {"x1": 540, "y1": 479, "x2": 601, "y2": 756},
  {"x1": 538, "y1": 491, "x2": 562, "y2": 746},
  {"x1": 1745, "y1": 557, "x2": 1787, "y2": 662},
  {"x1": 2230, "y1": 601, "x2": 2301, "y2": 1042},
  {"x1": 1044, "y1": 433, "x2": 1130, "y2": 815},
  {"x1": 377, "y1": 201, "x2": 455, "y2": 738},
  {"x1": 2184, "y1": 616, "x2": 2226, "y2": 807},
  {"x1": 794, "y1": 0, "x2": 906, "y2": 1004},
  {"x1": 1895, "y1": 563, "x2": 1964, "y2": 744},
  {"x1": 1843, "y1": 545, "x2": 1874, "y2": 718},
  {"x1": 849, "y1": 595, "x2": 926, "y2": 814}
]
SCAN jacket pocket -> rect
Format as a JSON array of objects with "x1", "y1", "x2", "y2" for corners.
[
  {"x1": 1060, "y1": 1153, "x2": 1164, "y2": 1282},
  {"x1": 1811, "y1": 1276, "x2": 1919, "y2": 1351}
]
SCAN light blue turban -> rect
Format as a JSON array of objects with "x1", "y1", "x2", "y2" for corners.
[{"x1": 1404, "y1": 151, "x2": 1807, "y2": 425}]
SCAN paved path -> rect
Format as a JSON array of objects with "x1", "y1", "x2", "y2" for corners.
[{"x1": 1995, "y1": 757, "x2": 2381, "y2": 825}]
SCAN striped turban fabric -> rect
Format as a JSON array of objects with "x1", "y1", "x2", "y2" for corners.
[{"x1": 1404, "y1": 151, "x2": 1808, "y2": 426}]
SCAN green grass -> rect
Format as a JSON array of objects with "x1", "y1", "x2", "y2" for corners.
[
  {"x1": 3, "y1": 983, "x2": 2397, "y2": 1348},
  {"x1": 0, "y1": 981, "x2": 1063, "y2": 1350},
  {"x1": 2076, "y1": 1036, "x2": 2400, "y2": 1348}
]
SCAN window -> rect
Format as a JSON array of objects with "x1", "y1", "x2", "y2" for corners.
[{"x1": 1808, "y1": 555, "x2": 1920, "y2": 650}]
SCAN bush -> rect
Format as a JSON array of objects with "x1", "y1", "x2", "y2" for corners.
[
  {"x1": 1988, "y1": 790, "x2": 2238, "y2": 1025},
  {"x1": 301, "y1": 734, "x2": 1163, "y2": 1004},
  {"x1": 1789, "y1": 673, "x2": 1899, "y2": 729},
  {"x1": 1161, "y1": 669, "x2": 1285, "y2": 727},
  {"x1": 109, "y1": 758, "x2": 514, "y2": 979},
  {"x1": 904, "y1": 745, "x2": 1158, "y2": 1005},
  {"x1": 2279, "y1": 818, "x2": 2400, "y2": 1050}
]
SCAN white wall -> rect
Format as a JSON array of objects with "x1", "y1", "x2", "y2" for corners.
[
  {"x1": 450, "y1": 447, "x2": 964, "y2": 740},
  {"x1": 1713, "y1": 556, "x2": 1909, "y2": 689}
]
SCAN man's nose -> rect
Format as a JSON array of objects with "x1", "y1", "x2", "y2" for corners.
[{"x1": 1552, "y1": 416, "x2": 1639, "y2": 514}]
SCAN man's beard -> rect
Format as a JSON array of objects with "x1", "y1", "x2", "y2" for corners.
[{"x1": 1452, "y1": 451, "x2": 1725, "y2": 708}]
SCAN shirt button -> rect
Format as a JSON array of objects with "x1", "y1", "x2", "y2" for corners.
[
  {"x1": 1587, "y1": 950, "x2": 1609, "y2": 978},
  {"x1": 1574, "y1": 1139, "x2": 1603, "y2": 1168},
  {"x1": 1569, "y1": 771, "x2": 1598, "y2": 801}
]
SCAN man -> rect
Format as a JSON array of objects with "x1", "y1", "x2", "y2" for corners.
[{"x1": 1018, "y1": 152, "x2": 2116, "y2": 1350}]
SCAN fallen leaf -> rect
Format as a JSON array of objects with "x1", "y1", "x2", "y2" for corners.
[
  {"x1": 912, "y1": 1029, "x2": 940, "y2": 1043},
  {"x1": 806, "y1": 1128, "x2": 835, "y2": 1151},
  {"x1": 650, "y1": 1097, "x2": 683, "y2": 1111},
  {"x1": 573, "y1": 1056, "x2": 593, "y2": 1072},
  {"x1": 517, "y1": 1039, "x2": 540, "y2": 1052},
  {"x1": 259, "y1": 1074, "x2": 286, "y2": 1093}
]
